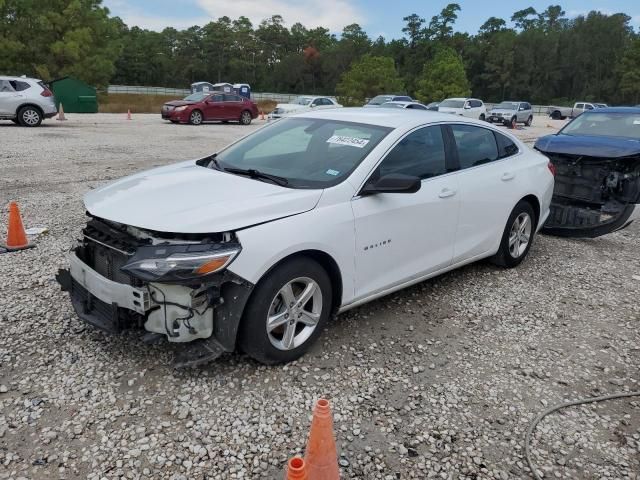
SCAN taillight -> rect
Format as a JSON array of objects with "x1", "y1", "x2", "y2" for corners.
[
  {"x1": 40, "y1": 87, "x2": 53, "y2": 97},
  {"x1": 547, "y1": 161, "x2": 556, "y2": 176}
]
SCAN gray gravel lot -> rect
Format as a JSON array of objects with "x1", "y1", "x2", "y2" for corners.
[{"x1": 0, "y1": 113, "x2": 639, "y2": 479}]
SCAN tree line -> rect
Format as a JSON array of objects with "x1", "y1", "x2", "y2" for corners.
[{"x1": 1, "y1": 0, "x2": 640, "y2": 105}]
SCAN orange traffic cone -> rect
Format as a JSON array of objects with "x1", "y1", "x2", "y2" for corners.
[
  {"x1": 56, "y1": 103, "x2": 67, "y2": 121},
  {"x1": 304, "y1": 399, "x2": 339, "y2": 480},
  {"x1": 127, "y1": 109, "x2": 132, "y2": 120},
  {"x1": 284, "y1": 456, "x2": 308, "y2": 480},
  {"x1": 4, "y1": 202, "x2": 31, "y2": 251},
  {"x1": 260, "y1": 110, "x2": 265, "y2": 120}
]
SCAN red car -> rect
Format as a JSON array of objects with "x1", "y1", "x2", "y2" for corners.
[{"x1": 161, "y1": 92, "x2": 259, "y2": 125}]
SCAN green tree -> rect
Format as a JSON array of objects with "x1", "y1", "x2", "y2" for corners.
[
  {"x1": 0, "y1": 0, "x2": 122, "y2": 87},
  {"x1": 415, "y1": 47, "x2": 470, "y2": 102},
  {"x1": 336, "y1": 55, "x2": 404, "y2": 105},
  {"x1": 619, "y1": 38, "x2": 640, "y2": 104}
]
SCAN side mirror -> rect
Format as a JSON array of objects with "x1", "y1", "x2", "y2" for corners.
[
  {"x1": 361, "y1": 174, "x2": 421, "y2": 195},
  {"x1": 310, "y1": 104, "x2": 316, "y2": 108},
  {"x1": 464, "y1": 105, "x2": 471, "y2": 109}
]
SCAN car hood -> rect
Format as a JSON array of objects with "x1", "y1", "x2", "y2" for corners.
[
  {"x1": 276, "y1": 103, "x2": 308, "y2": 112},
  {"x1": 84, "y1": 160, "x2": 323, "y2": 233},
  {"x1": 438, "y1": 107, "x2": 463, "y2": 114},
  {"x1": 164, "y1": 100, "x2": 196, "y2": 107},
  {"x1": 535, "y1": 134, "x2": 640, "y2": 158},
  {"x1": 490, "y1": 108, "x2": 516, "y2": 115}
]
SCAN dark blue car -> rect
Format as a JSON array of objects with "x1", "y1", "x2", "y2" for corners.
[{"x1": 535, "y1": 107, "x2": 640, "y2": 237}]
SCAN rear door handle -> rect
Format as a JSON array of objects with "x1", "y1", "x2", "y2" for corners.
[
  {"x1": 501, "y1": 172, "x2": 515, "y2": 181},
  {"x1": 438, "y1": 188, "x2": 457, "y2": 199}
]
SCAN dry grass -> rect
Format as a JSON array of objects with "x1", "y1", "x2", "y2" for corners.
[{"x1": 99, "y1": 93, "x2": 279, "y2": 114}]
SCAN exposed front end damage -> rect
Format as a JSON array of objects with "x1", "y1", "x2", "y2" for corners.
[
  {"x1": 56, "y1": 216, "x2": 253, "y2": 367},
  {"x1": 542, "y1": 153, "x2": 640, "y2": 237}
]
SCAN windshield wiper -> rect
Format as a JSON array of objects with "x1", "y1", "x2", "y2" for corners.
[{"x1": 223, "y1": 167, "x2": 289, "y2": 186}]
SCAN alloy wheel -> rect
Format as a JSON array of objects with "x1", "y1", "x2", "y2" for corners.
[
  {"x1": 190, "y1": 111, "x2": 202, "y2": 125},
  {"x1": 266, "y1": 277, "x2": 322, "y2": 351},
  {"x1": 241, "y1": 111, "x2": 252, "y2": 125},
  {"x1": 22, "y1": 109, "x2": 40, "y2": 126},
  {"x1": 508, "y1": 212, "x2": 532, "y2": 258}
]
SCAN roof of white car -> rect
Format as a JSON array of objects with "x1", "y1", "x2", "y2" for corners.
[
  {"x1": 0, "y1": 76, "x2": 40, "y2": 81},
  {"x1": 294, "y1": 107, "x2": 482, "y2": 129}
]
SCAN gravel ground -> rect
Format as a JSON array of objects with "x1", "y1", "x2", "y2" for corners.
[{"x1": 0, "y1": 113, "x2": 639, "y2": 480}]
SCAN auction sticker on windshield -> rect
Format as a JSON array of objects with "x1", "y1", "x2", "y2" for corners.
[{"x1": 327, "y1": 135, "x2": 370, "y2": 148}]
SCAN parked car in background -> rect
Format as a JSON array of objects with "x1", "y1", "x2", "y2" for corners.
[
  {"x1": 161, "y1": 92, "x2": 259, "y2": 125},
  {"x1": 379, "y1": 101, "x2": 429, "y2": 110},
  {"x1": 364, "y1": 94, "x2": 413, "y2": 107},
  {"x1": 438, "y1": 98, "x2": 487, "y2": 120},
  {"x1": 488, "y1": 101, "x2": 533, "y2": 127},
  {"x1": 0, "y1": 76, "x2": 57, "y2": 127},
  {"x1": 535, "y1": 107, "x2": 640, "y2": 238},
  {"x1": 269, "y1": 96, "x2": 341, "y2": 119},
  {"x1": 426, "y1": 102, "x2": 440, "y2": 111},
  {"x1": 547, "y1": 102, "x2": 608, "y2": 120},
  {"x1": 57, "y1": 108, "x2": 554, "y2": 367}
]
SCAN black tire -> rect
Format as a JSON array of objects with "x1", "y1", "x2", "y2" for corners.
[
  {"x1": 490, "y1": 200, "x2": 536, "y2": 268},
  {"x1": 479, "y1": 113, "x2": 486, "y2": 121},
  {"x1": 551, "y1": 110, "x2": 561, "y2": 120},
  {"x1": 11, "y1": 119, "x2": 19, "y2": 124},
  {"x1": 238, "y1": 257, "x2": 332, "y2": 364},
  {"x1": 17, "y1": 106, "x2": 42, "y2": 127},
  {"x1": 240, "y1": 110, "x2": 253, "y2": 125},
  {"x1": 526, "y1": 116, "x2": 533, "y2": 127},
  {"x1": 170, "y1": 120, "x2": 179, "y2": 124},
  {"x1": 189, "y1": 110, "x2": 203, "y2": 125},
  {"x1": 510, "y1": 116, "x2": 517, "y2": 129}
]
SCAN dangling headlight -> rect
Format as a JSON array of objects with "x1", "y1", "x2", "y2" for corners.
[{"x1": 121, "y1": 243, "x2": 240, "y2": 283}]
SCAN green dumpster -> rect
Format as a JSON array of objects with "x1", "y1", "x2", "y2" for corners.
[{"x1": 49, "y1": 77, "x2": 98, "y2": 113}]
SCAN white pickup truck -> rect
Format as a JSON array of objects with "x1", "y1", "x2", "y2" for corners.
[{"x1": 547, "y1": 102, "x2": 608, "y2": 120}]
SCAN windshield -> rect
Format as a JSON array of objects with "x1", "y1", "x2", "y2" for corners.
[
  {"x1": 294, "y1": 96, "x2": 313, "y2": 105},
  {"x1": 560, "y1": 112, "x2": 640, "y2": 139},
  {"x1": 184, "y1": 92, "x2": 207, "y2": 102},
  {"x1": 495, "y1": 102, "x2": 518, "y2": 110},
  {"x1": 215, "y1": 117, "x2": 391, "y2": 188},
  {"x1": 440, "y1": 99, "x2": 465, "y2": 108},
  {"x1": 368, "y1": 95, "x2": 393, "y2": 105}
]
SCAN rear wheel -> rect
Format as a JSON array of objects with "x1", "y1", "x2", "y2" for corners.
[
  {"x1": 18, "y1": 106, "x2": 42, "y2": 127},
  {"x1": 551, "y1": 110, "x2": 562, "y2": 120},
  {"x1": 525, "y1": 116, "x2": 533, "y2": 127},
  {"x1": 479, "y1": 113, "x2": 486, "y2": 121},
  {"x1": 189, "y1": 110, "x2": 203, "y2": 125},
  {"x1": 240, "y1": 110, "x2": 252, "y2": 125},
  {"x1": 238, "y1": 257, "x2": 332, "y2": 364},
  {"x1": 491, "y1": 201, "x2": 536, "y2": 268}
]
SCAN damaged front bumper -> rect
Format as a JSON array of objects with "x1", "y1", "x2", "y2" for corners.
[{"x1": 57, "y1": 217, "x2": 254, "y2": 367}]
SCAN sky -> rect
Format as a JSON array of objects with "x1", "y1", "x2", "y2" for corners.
[{"x1": 103, "y1": 0, "x2": 640, "y2": 38}]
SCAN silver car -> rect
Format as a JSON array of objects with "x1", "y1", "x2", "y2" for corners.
[
  {"x1": 379, "y1": 101, "x2": 429, "y2": 110},
  {"x1": 0, "y1": 76, "x2": 58, "y2": 126},
  {"x1": 488, "y1": 101, "x2": 533, "y2": 127}
]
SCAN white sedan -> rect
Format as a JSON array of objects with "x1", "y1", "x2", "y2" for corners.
[
  {"x1": 58, "y1": 108, "x2": 554, "y2": 367},
  {"x1": 269, "y1": 95, "x2": 341, "y2": 119}
]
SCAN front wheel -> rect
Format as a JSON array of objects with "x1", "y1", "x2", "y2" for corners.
[
  {"x1": 189, "y1": 110, "x2": 203, "y2": 125},
  {"x1": 240, "y1": 110, "x2": 253, "y2": 125},
  {"x1": 525, "y1": 116, "x2": 533, "y2": 127},
  {"x1": 479, "y1": 113, "x2": 486, "y2": 121},
  {"x1": 238, "y1": 258, "x2": 332, "y2": 364},
  {"x1": 551, "y1": 111, "x2": 561, "y2": 120},
  {"x1": 490, "y1": 201, "x2": 536, "y2": 268}
]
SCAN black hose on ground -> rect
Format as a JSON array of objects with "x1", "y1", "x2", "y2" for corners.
[{"x1": 525, "y1": 391, "x2": 640, "y2": 479}]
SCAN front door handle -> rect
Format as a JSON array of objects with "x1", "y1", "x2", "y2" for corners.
[
  {"x1": 438, "y1": 188, "x2": 457, "y2": 199},
  {"x1": 501, "y1": 172, "x2": 515, "y2": 181}
]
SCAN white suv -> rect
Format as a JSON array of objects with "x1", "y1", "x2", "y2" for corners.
[
  {"x1": 0, "y1": 76, "x2": 58, "y2": 126},
  {"x1": 438, "y1": 98, "x2": 487, "y2": 121}
]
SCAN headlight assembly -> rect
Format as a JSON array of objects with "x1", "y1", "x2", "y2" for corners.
[
  {"x1": 174, "y1": 106, "x2": 188, "y2": 112},
  {"x1": 121, "y1": 243, "x2": 240, "y2": 283}
]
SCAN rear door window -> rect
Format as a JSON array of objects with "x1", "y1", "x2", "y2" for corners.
[
  {"x1": 9, "y1": 81, "x2": 30, "y2": 91},
  {"x1": 450, "y1": 124, "x2": 499, "y2": 169},
  {"x1": 223, "y1": 94, "x2": 241, "y2": 102}
]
